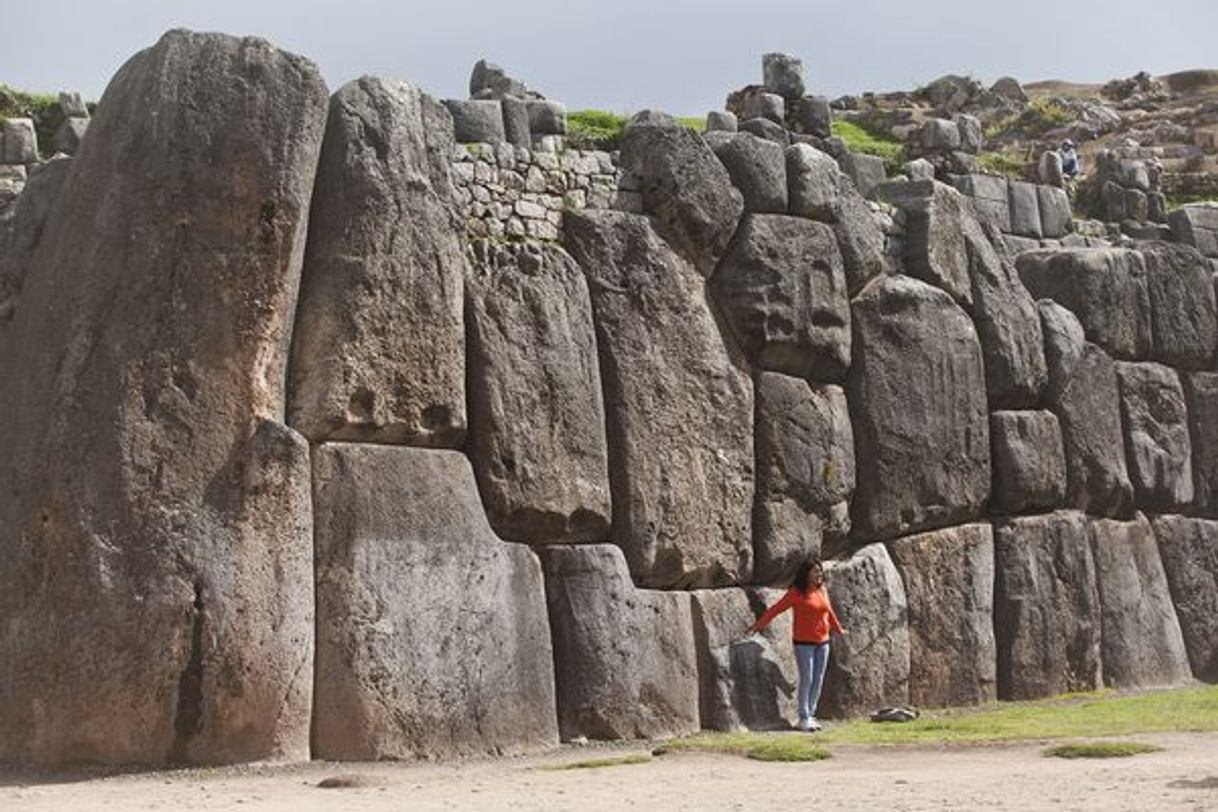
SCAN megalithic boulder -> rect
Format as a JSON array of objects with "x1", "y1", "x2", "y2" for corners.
[{"x1": 0, "y1": 30, "x2": 328, "y2": 765}]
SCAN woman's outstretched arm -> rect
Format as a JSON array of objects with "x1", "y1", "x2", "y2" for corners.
[{"x1": 746, "y1": 589, "x2": 794, "y2": 635}]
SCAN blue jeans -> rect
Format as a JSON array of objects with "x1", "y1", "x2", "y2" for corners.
[{"x1": 794, "y1": 642, "x2": 830, "y2": 721}]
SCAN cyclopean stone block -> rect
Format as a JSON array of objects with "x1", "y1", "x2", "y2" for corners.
[
  {"x1": 952, "y1": 173, "x2": 1010, "y2": 233},
  {"x1": 1168, "y1": 203, "x2": 1218, "y2": 258},
  {"x1": 1089, "y1": 514, "x2": 1192, "y2": 689},
  {"x1": 710, "y1": 214, "x2": 850, "y2": 381},
  {"x1": 819, "y1": 544, "x2": 911, "y2": 719},
  {"x1": 838, "y1": 152, "x2": 886, "y2": 200},
  {"x1": 710, "y1": 133, "x2": 788, "y2": 213},
  {"x1": 1115, "y1": 362, "x2": 1193, "y2": 511},
  {"x1": 790, "y1": 95, "x2": 831, "y2": 138},
  {"x1": 993, "y1": 512, "x2": 1102, "y2": 700},
  {"x1": 465, "y1": 242, "x2": 611, "y2": 544},
  {"x1": 312, "y1": 445, "x2": 558, "y2": 760},
  {"x1": 1039, "y1": 301, "x2": 1134, "y2": 517},
  {"x1": 888, "y1": 524, "x2": 996, "y2": 708},
  {"x1": 891, "y1": 180, "x2": 973, "y2": 306},
  {"x1": 848, "y1": 275, "x2": 990, "y2": 542},
  {"x1": 1017, "y1": 248, "x2": 1152, "y2": 361},
  {"x1": 564, "y1": 210, "x2": 753, "y2": 588},
  {"x1": 1140, "y1": 242, "x2": 1217, "y2": 370},
  {"x1": 618, "y1": 121, "x2": 743, "y2": 276},
  {"x1": 691, "y1": 588, "x2": 797, "y2": 731},
  {"x1": 1037, "y1": 185, "x2": 1073, "y2": 238},
  {"x1": 786, "y1": 143, "x2": 839, "y2": 221},
  {"x1": 753, "y1": 374, "x2": 855, "y2": 582},
  {"x1": 1152, "y1": 515, "x2": 1218, "y2": 681},
  {"x1": 542, "y1": 544, "x2": 699, "y2": 740},
  {"x1": 963, "y1": 217, "x2": 1047, "y2": 407},
  {"x1": 0, "y1": 30, "x2": 328, "y2": 765},
  {"x1": 445, "y1": 98, "x2": 506, "y2": 143},
  {"x1": 1182, "y1": 372, "x2": 1218, "y2": 516},
  {"x1": 989, "y1": 410, "x2": 1067, "y2": 515},
  {"x1": 290, "y1": 77, "x2": 469, "y2": 447},
  {"x1": 1008, "y1": 181, "x2": 1043, "y2": 239}
]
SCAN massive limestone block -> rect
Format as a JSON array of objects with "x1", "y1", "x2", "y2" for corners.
[
  {"x1": 1152, "y1": 515, "x2": 1218, "y2": 681},
  {"x1": 691, "y1": 588, "x2": 797, "y2": 731},
  {"x1": 993, "y1": 512, "x2": 1102, "y2": 700},
  {"x1": 1182, "y1": 372, "x2": 1218, "y2": 516},
  {"x1": 312, "y1": 445, "x2": 558, "y2": 760},
  {"x1": 565, "y1": 210, "x2": 753, "y2": 588},
  {"x1": 1016, "y1": 248, "x2": 1152, "y2": 361},
  {"x1": 888, "y1": 524, "x2": 996, "y2": 708},
  {"x1": 848, "y1": 275, "x2": 990, "y2": 542},
  {"x1": 963, "y1": 218, "x2": 1047, "y2": 407},
  {"x1": 710, "y1": 214, "x2": 850, "y2": 381},
  {"x1": 893, "y1": 181, "x2": 973, "y2": 305},
  {"x1": 989, "y1": 410, "x2": 1067, "y2": 515},
  {"x1": 1115, "y1": 362, "x2": 1193, "y2": 511},
  {"x1": 1039, "y1": 301, "x2": 1134, "y2": 517},
  {"x1": 465, "y1": 241, "x2": 611, "y2": 544},
  {"x1": 1140, "y1": 242, "x2": 1217, "y2": 369},
  {"x1": 710, "y1": 133, "x2": 788, "y2": 213},
  {"x1": 754, "y1": 374, "x2": 855, "y2": 582},
  {"x1": 1090, "y1": 515, "x2": 1192, "y2": 689},
  {"x1": 832, "y1": 177, "x2": 887, "y2": 295},
  {"x1": 289, "y1": 77, "x2": 469, "y2": 447},
  {"x1": 819, "y1": 544, "x2": 911, "y2": 718},
  {"x1": 618, "y1": 122, "x2": 744, "y2": 276},
  {"x1": 0, "y1": 156, "x2": 71, "y2": 326},
  {"x1": 542, "y1": 545, "x2": 699, "y2": 740},
  {"x1": 0, "y1": 30, "x2": 328, "y2": 765}
]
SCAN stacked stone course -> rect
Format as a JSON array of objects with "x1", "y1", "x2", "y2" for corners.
[{"x1": 0, "y1": 35, "x2": 1215, "y2": 769}]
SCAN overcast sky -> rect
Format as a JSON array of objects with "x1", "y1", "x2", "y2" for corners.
[{"x1": 3, "y1": 1, "x2": 1216, "y2": 114}]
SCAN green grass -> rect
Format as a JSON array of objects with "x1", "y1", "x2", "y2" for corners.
[
  {"x1": 977, "y1": 151, "x2": 1026, "y2": 179},
  {"x1": 566, "y1": 110, "x2": 705, "y2": 150},
  {"x1": 659, "y1": 685, "x2": 1218, "y2": 761},
  {"x1": 656, "y1": 733, "x2": 831, "y2": 763},
  {"x1": 830, "y1": 120, "x2": 905, "y2": 176},
  {"x1": 540, "y1": 753, "x2": 653, "y2": 770},
  {"x1": 0, "y1": 83, "x2": 70, "y2": 160},
  {"x1": 1166, "y1": 192, "x2": 1218, "y2": 209},
  {"x1": 1043, "y1": 741, "x2": 1164, "y2": 759}
]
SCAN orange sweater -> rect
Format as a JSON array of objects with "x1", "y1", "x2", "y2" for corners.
[{"x1": 754, "y1": 586, "x2": 844, "y2": 644}]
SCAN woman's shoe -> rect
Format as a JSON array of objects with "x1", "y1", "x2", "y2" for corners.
[{"x1": 797, "y1": 718, "x2": 814, "y2": 731}]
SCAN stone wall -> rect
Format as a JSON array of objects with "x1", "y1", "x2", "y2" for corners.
[{"x1": 0, "y1": 34, "x2": 1214, "y2": 768}]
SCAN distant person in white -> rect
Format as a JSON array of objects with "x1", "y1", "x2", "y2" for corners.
[{"x1": 1060, "y1": 139, "x2": 1080, "y2": 178}]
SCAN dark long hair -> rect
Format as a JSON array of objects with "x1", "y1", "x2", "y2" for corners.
[{"x1": 792, "y1": 557, "x2": 824, "y2": 595}]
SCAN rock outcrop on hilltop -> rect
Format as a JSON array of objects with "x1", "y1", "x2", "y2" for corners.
[{"x1": 0, "y1": 37, "x2": 1215, "y2": 767}]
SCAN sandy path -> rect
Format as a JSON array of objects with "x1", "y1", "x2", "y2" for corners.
[{"x1": 3, "y1": 732, "x2": 1216, "y2": 811}]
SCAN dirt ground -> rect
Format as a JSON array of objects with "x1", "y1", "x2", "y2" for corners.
[{"x1": 2, "y1": 732, "x2": 1216, "y2": 811}]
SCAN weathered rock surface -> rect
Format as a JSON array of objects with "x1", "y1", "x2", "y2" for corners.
[
  {"x1": 1017, "y1": 248, "x2": 1152, "y2": 361},
  {"x1": 1090, "y1": 515, "x2": 1192, "y2": 689},
  {"x1": 289, "y1": 77, "x2": 468, "y2": 447},
  {"x1": 993, "y1": 512, "x2": 1103, "y2": 699},
  {"x1": 848, "y1": 275, "x2": 990, "y2": 542},
  {"x1": 831, "y1": 178, "x2": 887, "y2": 295},
  {"x1": 312, "y1": 445, "x2": 557, "y2": 759},
  {"x1": 1152, "y1": 515, "x2": 1218, "y2": 681},
  {"x1": 962, "y1": 217, "x2": 1047, "y2": 407},
  {"x1": 754, "y1": 374, "x2": 854, "y2": 581},
  {"x1": 989, "y1": 410, "x2": 1067, "y2": 515},
  {"x1": 564, "y1": 210, "x2": 753, "y2": 588},
  {"x1": 618, "y1": 123, "x2": 744, "y2": 276},
  {"x1": 444, "y1": 98, "x2": 505, "y2": 143},
  {"x1": 1008, "y1": 181, "x2": 1043, "y2": 239},
  {"x1": 888, "y1": 524, "x2": 996, "y2": 708},
  {"x1": 762, "y1": 53, "x2": 805, "y2": 99},
  {"x1": 710, "y1": 133, "x2": 787, "y2": 213},
  {"x1": 892, "y1": 181, "x2": 973, "y2": 306},
  {"x1": 542, "y1": 545, "x2": 699, "y2": 740},
  {"x1": 819, "y1": 544, "x2": 911, "y2": 718},
  {"x1": 0, "y1": 30, "x2": 328, "y2": 765},
  {"x1": 785, "y1": 143, "x2": 838, "y2": 221},
  {"x1": 710, "y1": 214, "x2": 850, "y2": 381},
  {"x1": 691, "y1": 588, "x2": 796, "y2": 731},
  {"x1": 1115, "y1": 362, "x2": 1193, "y2": 510},
  {"x1": 1182, "y1": 372, "x2": 1218, "y2": 516},
  {"x1": 0, "y1": 156, "x2": 72, "y2": 325},
  {"x1": 1139, "y1": 242, "x2": 1217, "y2": 369},
  {"x1": 465, "y1": 241, "x2": 611, "y2": 543},
  {"x1": 1039, "y1": 302, "x2": 1135, "y2": 517}
]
